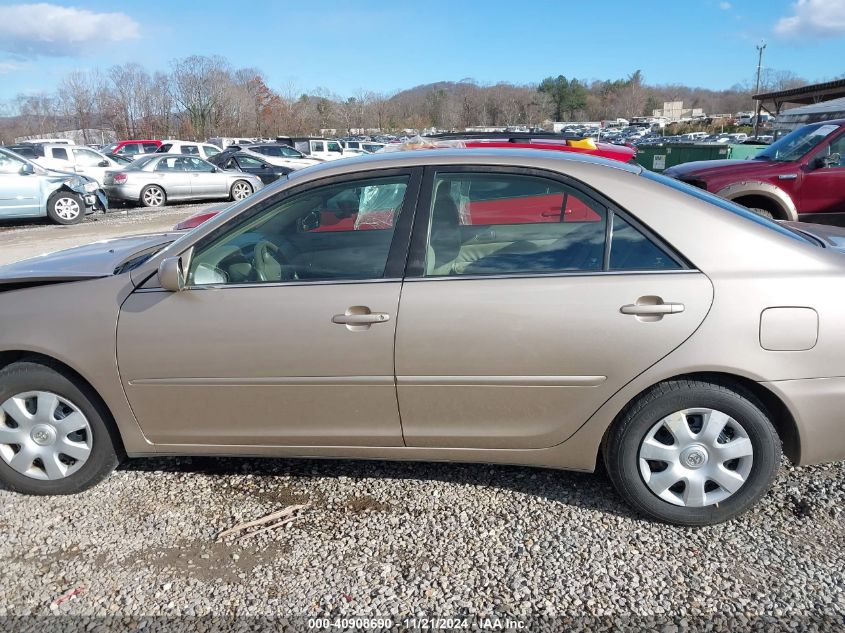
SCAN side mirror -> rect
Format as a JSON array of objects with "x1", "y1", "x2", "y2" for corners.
[
  {"x1": 99, "y1": 160, "x2": 110, "y2": 167},
  {"x1": 816, "y1": 153, "x2": 841, "y2": 169},
  {"x1": 20, "y1": 163, "x2": 34, "y2": 175},
  {"x1": 210, "y1": 166, "x2": 218, "y2": 173},
  {"x1": 297, "y1": 210, "x2": 322, "y2": 233},
  {"x1": 158, "y1": 256, "x2": 186, "y2": 292}
]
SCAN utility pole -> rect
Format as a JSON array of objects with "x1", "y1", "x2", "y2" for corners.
[{"x1": 753, "y1": 40, "x2": 766, "y2": 139}]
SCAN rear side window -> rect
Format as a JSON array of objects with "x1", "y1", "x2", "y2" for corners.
[
  {"x1": 51, "y1": 147, "x2": 69, "y2": 160},
  {"x1": 158, "y1": 144, "x2": 173, "y2": 153},
  {"x1": 143, "y1": 143, "x2": 159, "y2": 153},
  {"x1": 121, "y1": 143, "x2": 140, "y2": 155},
  {"x1": 312, "y1": 141, "x2": 325, "y2": 152},
  {"x1": 425, "y1": 172, "x2": 682, "y2": 277},
  {"x1": 204, "y1": 145, "x2": 221, "y2": 157},
  {"x1": 181, "y1": 145, "x2": 199, "y2": 155}
]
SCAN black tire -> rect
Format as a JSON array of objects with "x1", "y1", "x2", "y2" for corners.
[
  {"x1": 139, "y1": 185, "x2": 166, "y2": 208},
  {"x1": 0, "y1": 361, "x2": 120, "y2": 495},
  {"x1": 230, "y1": 179, "x2": 253, "y2": 201},
  {"x1": 46, "y1": 191, "x2": 84, "y2": 225},
  {"x1": 603, "y1": 379, "x2": 781, "y2": 526},
  {"x1": 750, "y1": 207, "x2": 774, "y2": 219}
]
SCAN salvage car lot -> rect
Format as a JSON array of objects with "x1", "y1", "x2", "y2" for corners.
[{"x1": 0, "y1": 192, "x2": 844, "y2": 627}]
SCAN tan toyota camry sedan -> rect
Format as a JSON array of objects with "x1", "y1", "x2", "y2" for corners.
[{"x1": 1, "y1": 149, "x2": 844, "y2": 525}]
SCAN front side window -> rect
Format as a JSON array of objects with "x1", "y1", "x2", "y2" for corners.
[
  {"x1": 51, "y1": 147, "x2": 69, "y2": 160},
  {"x1": 0, "y1": 150, "x2": 25, "y2": 174},
  {"x1": 181, "y1": 145, "x2": 199, "y2": 155},
  {"x1": 143, "y1": 143, "x2": 159, "y2": 153},
  {"x1": 327, "y1": 141, "x2": 342, "y2": 153},
  {"x1": 121, "y1": 143, "x2": 140, "y2": 155},
  {"x1": 157, "y1": 144, "x2": 173, "y2": 153},
  {"x1": 279, "y1": 146, "x2": 303, "y2": 157},
  {"x1": 204, "y1": 145, "x2": 221, "y2": 157},
  {"x1": 235, "y1": 155, "x2": 264, "y2": 168},
  {"x1": 188, "y1": 175, "x2": 409, "y2": 286},
  {"x1": 184, "y1": 157, "x2": 214, "y2": 172},
  {"x1": 812, "y1": 134, "x2": 845, "y2": 168},
  {"x1": 312, "y1": 141, "x2": 325, "y2": 153}
]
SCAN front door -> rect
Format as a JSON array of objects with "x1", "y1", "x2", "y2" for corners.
[
  {"x1": 0, "y1": 152, "x2": 41, "y2": 217},
  {"x1": 117, "y1": 169, "x2": 420, "y2": 447},
  {"x1": 184, "y1": 156, "x2": 228, "y2": 198},
  {"x1": 395, "y1": 169, "x2": 714, "y2": 449},
  {"x1": 799, "y1": 132, "x2": 845, "y2": 215}
]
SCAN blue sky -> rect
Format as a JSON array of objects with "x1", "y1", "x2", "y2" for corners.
[{"x1": 0, "y1": 0, "x2": 843, "y2": 100}]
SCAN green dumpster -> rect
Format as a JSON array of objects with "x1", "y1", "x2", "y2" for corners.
[{"x1": 634, "y1": 144, "x2": 730, "y2": 172}]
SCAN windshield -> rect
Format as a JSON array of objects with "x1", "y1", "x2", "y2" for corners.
[
  {"x1": 642, "y1": 171, "x2": 816, "y2": 246},
  {"x1": 755, "y1": 123, "x2": 840, "y2": 162},
  {"x1": 101, "y1": 143, "x2": 119, "y2": 154}
]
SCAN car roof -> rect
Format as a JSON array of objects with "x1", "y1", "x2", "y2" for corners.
[{"x1": 283, "y1": 147, "x2": 641, "y2": 185}]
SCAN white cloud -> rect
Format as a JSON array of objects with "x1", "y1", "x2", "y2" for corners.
[
  {"x1": 719, "y1": 2, "x2": 732, "y2": 9},
  {"x1": 0, "y1": 3, "x2": 140, "y2": 57},
  {"x1": 0, "y1": 61, "x2": 24, "y2": 73},
  {"x1": 775, "y1": 0, "x2": 845, "y2": 38}
]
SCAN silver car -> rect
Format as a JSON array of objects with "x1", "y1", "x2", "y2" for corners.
[
  {"x1": 103, "y1": 154, "x2": 263, "y2": 207},
  {"x1": 0, "y1": 147, "x2": 106, "y2": 225}
]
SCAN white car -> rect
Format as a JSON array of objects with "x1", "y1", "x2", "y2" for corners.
[
  {"x1": 33, "y1": 144, "x2": 123, "y2": 186},
  {"x1": 291, "y1": 138, "x2": 349, "y2": 161},
  {"x1": 156, "y1": 141, "x2": 222, "y2": 160},
  {"x1": 243, "y1": 144, "x2": 322, "y2": 169}
]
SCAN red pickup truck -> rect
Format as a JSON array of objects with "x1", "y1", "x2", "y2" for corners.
[{"x1": 664, "y1": 120, "x2": 845, "y2": 222}]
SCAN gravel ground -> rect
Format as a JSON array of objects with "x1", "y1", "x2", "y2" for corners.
[{"x1": 0, "y1": 456, "x2": 843, "y2": 631}]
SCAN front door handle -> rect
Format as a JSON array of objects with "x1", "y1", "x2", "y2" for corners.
[
  {"x1": 332, "y1": 306, "x2": 391, "y2": 331},
  {"x1": 332, "y1": 313, "x2": 390, "y2": 325},
  {"x1": 620, "y1": 303, "x2": 685, "y2": 315}
]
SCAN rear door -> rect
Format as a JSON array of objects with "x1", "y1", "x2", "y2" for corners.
[
  {"x1": 395, "y1": 167, "x2": 713, "y2": 449},
  {"x1": 0, "y1": 151, "x2": 41, "y2": 217}
]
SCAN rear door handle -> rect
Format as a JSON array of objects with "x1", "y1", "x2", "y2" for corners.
[
  {"x1": 620, "y1": 303, "x2": 685, "y2": 315},
  {"x1": 332, "y1": 312, "x2": 390, "y2": 325}
]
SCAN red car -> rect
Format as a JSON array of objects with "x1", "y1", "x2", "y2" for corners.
[
  {"x1": 664, "y1": 120, "x2": 845, "y2": 222},
  {"x1": 100, "y1": 139, "x2": 162, "y2": 159},
  {"x1": 428, "y1": 132, "x2": 636, "y2": 164}
]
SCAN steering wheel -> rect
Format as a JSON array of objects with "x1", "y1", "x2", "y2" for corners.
[{"x1": 252, "y1": 240, "x2": 292, "y2": 282}]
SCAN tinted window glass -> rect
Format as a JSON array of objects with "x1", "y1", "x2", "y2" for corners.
[
  {"x1": 143, "y1": 143, "x2": 159, "y2": 153},
  {"x1": 609, "y1": 215, "x2": 680, "y2": 270},
  {"x1": 181, "y1": 145, "x2": 199, "y2": 155},
  {"x1": 51, "y1": 147, "x2": 69, "y2": 160},
  {"x1": 425, "y1": 173, "x2": 606, "y2": 276},
  {"x1": 0, "y1": 150, "x2": 25, "y2": 174},
  {"x1": 121, "y1": 143, "x2": 140, "y2": 155},
  {"x1": 327, "y1": 141, "x2": 342, "y2": 152},
  {"x1": 188, "y1": 175, "x2": 409, "y2": 285},
  {"x1": 158, "y1": 144, "x2": 173, "y2": 153}
]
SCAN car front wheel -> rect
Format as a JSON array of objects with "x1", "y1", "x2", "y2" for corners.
[
  {"x1": 0, "y1": 361, "x2": 120, "y2": 495},
  {"x1": 604, "y1": 379, "x2": 781, "y2": 526},
  {"x1": 47, "y1": 192, "x2": 84, "y2": 225}
]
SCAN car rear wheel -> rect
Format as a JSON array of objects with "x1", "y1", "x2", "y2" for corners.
[
  {"x1": 604, "y1": 379, "x2": 781, "y2": 526},
  {"x1": 0, "y1": 362, "x2": 120, "y2": 495},
  {"x1": 230, "y1": 180, "x2": 253, "y2": 201},
  {"x1": 140, "y1": 185, "x2": 166, "y2": 208},
  {"x1": 47, "y1": 192, "x2": 84, "y2": 225}
]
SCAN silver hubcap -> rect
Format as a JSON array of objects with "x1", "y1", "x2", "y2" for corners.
[
  {"x1": 54, "y1": 197, "x2": 81, "y2": 220},
  {"x1": 638, "y1": 408, "x2": 753, "y2": 507},
  {"x1": 0, "y1": 391, "x2": 93, "y2": 480},
  {"x1": 143, "y1": 188, "x2": 164, "y2": 206},
  {"x1": 233, "y1": 182, "x2": 251, "y2": 199}
]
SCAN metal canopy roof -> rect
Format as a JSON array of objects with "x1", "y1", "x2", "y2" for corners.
[{"x1": 753, "y1": 79, "x2": 845, "y2": 114}]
